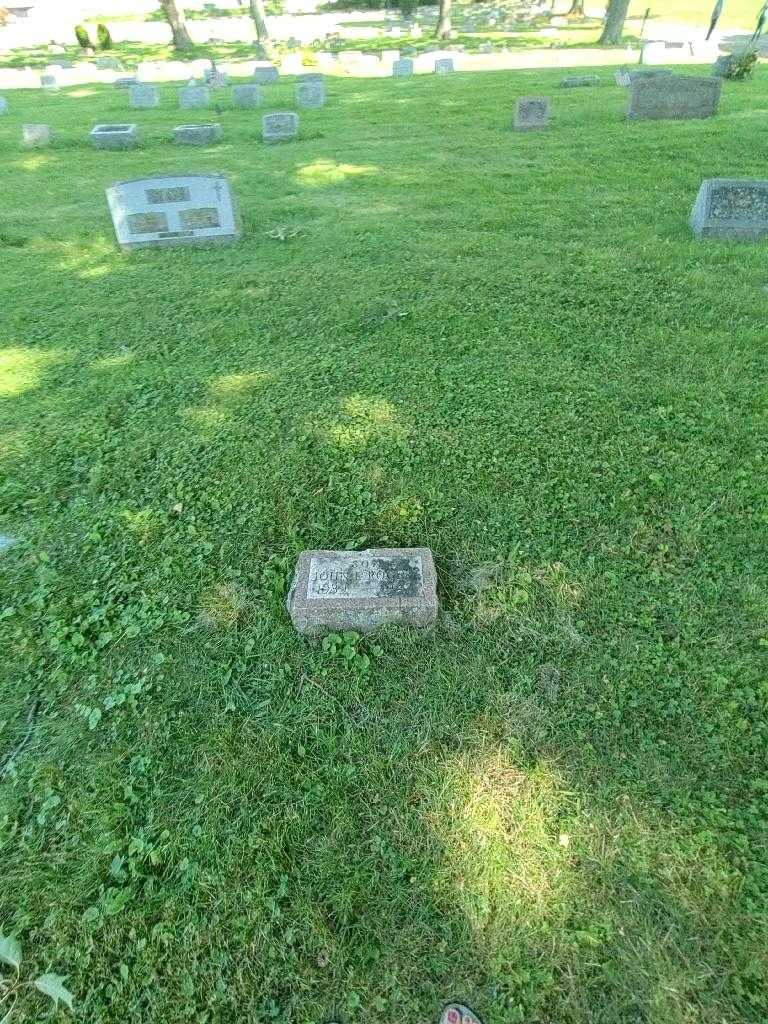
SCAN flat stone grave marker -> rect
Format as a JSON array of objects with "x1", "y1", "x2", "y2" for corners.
[
  {"x1": 287, "y1": 548, "x2": 438, "y2": 634},
  {"x1": 90, "y1": 123, "x2": 140, "y2": 150},
  {"x1": 173, "y1": 122, "x2": 223, "y2": 145},
  {"x1": 130, "y1": 83, "x2": 159, "y2": 108},
  {"x1": 22, "y1": 123, "x2": 52, "y2": 147},
  {"x1": 299, "y1": 72, "x2": 325, "y2": 83},
  {"x1": 615, "y1": 66, "x2": 672, "y2": 87},
  {"x1": 262, "y1": 111, "x2": 299, "y2": 142},
  {"x1": 560, "y1": 75, "x2": 600, "y2": 88},
  {"x1": 690, "y1": 178, "x2": 768, "y2": 241},
  {"x1": 627, "y1": 75, "x2": 721, "y2": 120},
  {"x1": 40, "y1": 73, "x2": 59, "y2": 91},
  {"x1": 434, "y1": 58, "x2": 454, "y2": 73},
  {"x1": 393, "y1": 58, "x2": 414, "y2": 76},
  {"x1": 115, "y1": 76, "x2": 138, "y2": 89},
  {"x1": 514, "y1": 96, "x2": 550, "y2": 130},
  {"x1": 106, "y1": 173, "x2": 240, "y2": 250},
  {"x1": 178, "y1": 85, "x2": 210, "y2": 109},
  {"x1": 232, "y1": 84, "x2": 261, "y2": 108},
  {"x1": 254, "y1": 64, "x2": 279, "y2": 83},
  {"x1": 295, "y1": 80, "x2": 324, "y2": 108}
]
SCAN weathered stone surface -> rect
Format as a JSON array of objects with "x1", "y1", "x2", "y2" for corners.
[
  {"x1": 178, "y1": 85, "x2": 210, "y2": 109},
  {"x1": 129, "y1": 83, "x2": 159, "y2": 109},
  {"x1": 627, "y1": 75, "x2": 721, "y2": 120},
  {"x1": 434, "y1": 58, "x2": 454, "y2": 73},
  {"x1": 615, "y1": 66, "x2": 672, "y2": 87},
  {"x1": 392, "y1": 58, "x2": 414, "y2": 76},
  {"x1": 40, "y1": 73, "x2": 58, "y2": 91},
  {"x1": 106, "y1": 172, "x2": 240, "y2": 250},
  {"x1": 22, "y1": 123, "x2": 52, "y2": 147},
  {"x1": 232, "y1": 83, "x2": 261, "y2": 108},
  {"x1": 262, "y1": 111, "x2": 298, "y2": 142},
  {"x1": 690, "y1": 178, "x2": 768, "y2": 241},
  {"x1": 295, "y1": 80, "x2": 325, "y2": 108},
  {"x1": 287, "y1": 548, "x2": 438, "y2": 634},
  {"x1": 514, "y1": 96, "x2": 549, "y2": 130},
  {"x1": 0, "y1": 97, "x2": 7, "y2": 115},
  {"x1": 254, "y1": 64, "x2": 279, "y2": 84},
  {"x1": 90, "y1": 123, "x2": 140, "y2": 150},
  {"x1": 173, "y1": 122, "x2": 223, "y2": 146},
  {"x1": 560, "y1": 74, "x2": 600, "y2": 88}
]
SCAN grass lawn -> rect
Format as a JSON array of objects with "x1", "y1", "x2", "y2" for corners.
[{"x1": 1, "y1": 64, "x2": 767, "y2": 1024}]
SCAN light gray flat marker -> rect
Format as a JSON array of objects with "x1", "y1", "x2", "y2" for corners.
[
  {"x1": 514, "y1": 96, "x2": 550, "y2": 131},
  {"x1": 173, "y1": 123, "x2": 223, "y2": 145},
  {"x1": 295, "y1": 80, "x2": 324, "y2": 108},
  {"x1": 22, "y1": 123, "x2": 52, "y2": 147},
  {"x1": 690, "y1": 178, "x2": 768, "y2": 241},
  {"x1": 232, "y1": 84, "x2": 261, "y2": 108},
  {"x1": 90, "y1": 123, "x2": 140, "y2": 150},
  {"x1": 287, "y1": 548, "x2": 438, "y2": 635},
  {"x1": 262, "y1": 111, "x2": 298, "y2": 142},
  {"x1": 106, "y1": 173, "x2": 240, "y2": 250},
  {"x1": 178, "y1": 85, "x2": 210, "y2": 109},
  {"x1": 129, "y1": 83, "x2": 159, "y2": 108}
]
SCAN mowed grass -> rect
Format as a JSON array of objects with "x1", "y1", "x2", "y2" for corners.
[{"x1": 1, "y1": 66, "x2": 767, "y2": 1024}]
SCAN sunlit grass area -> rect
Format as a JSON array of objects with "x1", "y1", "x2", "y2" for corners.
[{"x1": 1, "y1": 64, "x2": 767, "y2": 1024}]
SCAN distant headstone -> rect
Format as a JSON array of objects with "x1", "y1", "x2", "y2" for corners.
[
  {"x1": 514, "y1": 96, "x2": 550, "y2": 130},
  {"x1": 434, "y1": 58, "x2": 454, "y2": 73},
  {"x1": 203, "y1": 67, "x2": 228, "y2": 87},
  {"x1": 627, "y1": 75, "x2": 721, "y2": 121},
  {"x1": 298, "y1": 72, "x2": 324, "y2": 83},
  {"x1": 129, "y1": 83, "x2": 159, "y2": 108},
  {"x1": 96, "y1": 56, "x2": 122, "y2": 70},
  {"x1": 22, "y1": 123, "x2": 52, "y2": 147},
  {"x1": 690, "y1": 178, "x2": 768, "y2": 241},
  {"x1": 295, "y1": 80, "x2": 325, "y2": 108},
  {"x1": 254, "y1": 64, "x2": 279, "y2": 84},
  {"x1": 287, "y1": 548, "x2": 438, "y2": 634},
  {"x1": 392, "y1": 58, "x2": 414, "y2": 76},
  {"x1": 560, "y1": 74, "x2": 600, "y2": 88},
  {"x1": 90, "y1": 123, "x2": 140, "y2": 150},
  {"x1": 262, "y1": 111, "x2": 298, "y2": 142},
  {"x1": 49, "y1": 57, "x2": 73, "y2": 68},
  {"x1": 712, "y1": 54, "x2": 734, "y2": 77},
  {"x1": 615, "y1": 66, "x2": 672, "y2": 87},
  {"x1": 114, "y1": 76, "x2": 139, "y2": 89},
  {"x1": 40, "y1": 73, "x2": 59, "y2": 91},
  {"x1": 173, "y1": 122, "x2": 223, "y2": 145},
  {"x1": 106, "y1": 173, "x2": 240, "y2": 250},
  {"x1": 0, "y1": 97, "x2": 7, "y2": 115},
  {"x1": 178, "y1": 85, "x2": 210, "y2": 109},
  {"x1": 232, "y1": 83, "x2": 261, "y2": 107}
]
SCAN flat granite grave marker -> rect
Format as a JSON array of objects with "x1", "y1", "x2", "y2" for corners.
[
  {"x1": 262, "y1": 111, "x2": 299, "y2": 142},
  {"x1": 690, "y1": 178, "x2": 768, "y2": 241},
  {"x1": 106, "y1": 173, "x2": 240, "y2": 250},
  {"x1": 173, "y1": 123, "x2": 223, "y2": 145},
  {"x1": 392, "y1": 58, "x2": 414, "y2": 76},
  {"x1": 434, "y1": 58, "x2": 454, "y2": 73},
  {"x1": 560, "y1": 74, "x2": 600, "y2": 88},
  {"x1": 178, "y1": 85, "x2": 210, "y2": 109},
  {"x1": 514, "y1": 96, "x2": 550, "y2": 130},
  {"x1": 90, "y1": 123, "x2": 140, "y2": 150},
  {"x1": 254, "y1": 64, "x2": 279, "y2": 84},
  {"x1": 232, "y1": 84, "x2": 261, "y2": 108},
  {"x1": 129, "y1": 83, "x2": 159, "y2": 108},
  {"x1": 22, "y1": 123, "x2": 52, "y2": 147},
  {"x1": 295, "y1": 80, "x2": 325, "y2": 108},
  {"x1": 287, "y1": 548, "x2": 438, "y2": 634},
  {"x1": 615, "y1": 66, "x2": 672, "y2": 88},
  {"x1": 627, "y1": 75, "x2": 721, "y2": 120}
]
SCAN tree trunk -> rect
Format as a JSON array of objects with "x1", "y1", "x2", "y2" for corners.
[
  {"x1": 599, "y1": 0, "x2": 631, "y2": 44},
  {"x1": 436, "y1": 0, "x2": 451, "y2": 39},
  {"x1": 567, "y1": 0, "x2": 585, "y2": 14},
  {"x1": 249, "y1": 0, "x2": 271, "y2": 42},
  {"x1": 160, "y1": 0, "x2": 192, "y2": 50}
]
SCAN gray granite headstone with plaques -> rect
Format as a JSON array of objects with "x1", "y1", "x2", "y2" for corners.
[
  {"x1": 106, "y1": 173, "x2": 240, "y2": 250},
  {"x1": 287, "y1": 548, "x2": 438, "y2": 634}
]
